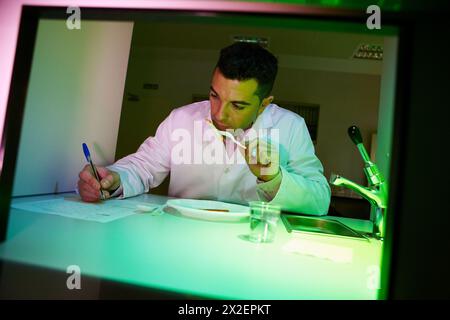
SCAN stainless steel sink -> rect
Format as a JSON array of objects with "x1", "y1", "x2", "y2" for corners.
[{"x1": 281, "y1": 214, "x2": 369, "y2": 240}]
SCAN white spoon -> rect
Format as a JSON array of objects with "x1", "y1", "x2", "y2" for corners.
[
  {"x1": 205, "y1": 119, "x2": 247, "y2": 149},
  {"x1": 205, "y1": 119, "x2": 267, "y2": 162}
]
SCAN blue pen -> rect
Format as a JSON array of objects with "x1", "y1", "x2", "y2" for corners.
[{"x1": 82, "y1": 143, "x2": 105, "y2": 200}]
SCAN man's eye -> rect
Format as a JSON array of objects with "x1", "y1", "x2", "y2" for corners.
[
  {"x1": 232, "y1": 104, "x2": 244, "y2": 110},
  {"x1": 209, "y1": 92, "x2": 218, "y2": 98}
]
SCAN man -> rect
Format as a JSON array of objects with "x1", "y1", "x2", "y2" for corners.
[{"x1": 78, "y1": 42, "x2": 330, "y2": 215}]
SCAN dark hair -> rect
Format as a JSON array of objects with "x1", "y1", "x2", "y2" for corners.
[{"x1": 215, "y1": 42, "x2": 278, "y2": 101}]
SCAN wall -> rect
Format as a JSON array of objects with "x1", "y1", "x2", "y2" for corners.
[
  {"x1": 376, "y1": 36, "x2": 398, "y2": 182},
  {"x1": 277, "y1": 68, "x2": 380, "y2": 184},
  {"x1": 12, "y1": 19, "x2": 133, "y2": 196}
]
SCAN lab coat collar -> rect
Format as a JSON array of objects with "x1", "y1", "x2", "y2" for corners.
[{"x1": 253, "y1": 104, "x2": 275, "y2": 130}]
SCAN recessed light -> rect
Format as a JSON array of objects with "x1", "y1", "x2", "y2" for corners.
[{"x1": 232, "y1": 35, "x2": 269, "y2": 48}]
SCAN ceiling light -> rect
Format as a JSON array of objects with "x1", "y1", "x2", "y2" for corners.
[{"x1": 232, "y1": 35, "x2": 269, "y2": 48}]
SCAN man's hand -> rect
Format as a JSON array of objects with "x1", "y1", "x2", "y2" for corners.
[
  {"x1": 77, "y1": 165, "x2": 121, "y2": 202},
  {"x1": 242, "y1": 138, "x2": 280, "y2": 182}
]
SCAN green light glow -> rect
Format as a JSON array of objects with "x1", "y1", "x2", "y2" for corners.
[
  {"x1": 154, "y1": 12, "x2": 397, "y2": 37},
  {"x1": 245, "y1": 0, "x2": 403, "y2": 12}
]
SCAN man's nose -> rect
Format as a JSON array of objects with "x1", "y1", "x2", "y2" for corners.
[{"x1": 216, "y1": 102, "x2": 228, "y2": 121}]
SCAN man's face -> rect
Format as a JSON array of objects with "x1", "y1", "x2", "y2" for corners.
[{"x1": 209, "y1": 68, "x2": 272, "y2": 131}]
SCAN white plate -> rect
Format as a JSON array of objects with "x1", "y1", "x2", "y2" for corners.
[{"x1": 166, "y1": 199, "x2": 250, "y2": 222}]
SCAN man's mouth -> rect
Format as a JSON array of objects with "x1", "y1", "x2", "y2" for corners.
[{"x1": 212, "y1": 120, "x2": 229, "y2": 130}]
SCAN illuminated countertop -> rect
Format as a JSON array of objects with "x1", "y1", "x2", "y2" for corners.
[{"x1": 0, "y1": 193, "x2": 382, "y2": 299}]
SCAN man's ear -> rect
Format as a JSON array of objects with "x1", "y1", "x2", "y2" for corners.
[{"x1": 258, "y1": 95, "x2": 274, "y2": 115}]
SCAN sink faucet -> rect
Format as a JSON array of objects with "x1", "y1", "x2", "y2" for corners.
[{"x1": 329, "y1": 126, "x2": 388, "y2": 240}]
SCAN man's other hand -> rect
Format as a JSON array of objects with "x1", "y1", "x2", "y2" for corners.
[
  {"x1": 243, "y1": 138, "x2": 280, "y2": 182},
  {"x1": 77, "y1": 165, "x2": 120, "y2": 202}
]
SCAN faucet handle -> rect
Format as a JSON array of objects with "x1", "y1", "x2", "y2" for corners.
[
  {"x1": 329, "y1": 172, "x2": 339, "y2": 184},
  {"x1": 348, "y1": 125, "x2": 363, "y2": 145},
  {"x1": 348, "y1": 125, "x2": 371, "y2": 164}
]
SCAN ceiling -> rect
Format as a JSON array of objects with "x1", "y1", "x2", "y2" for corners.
[{"x1": 132, "y1": 20, "x2": 387, "y2": 60}]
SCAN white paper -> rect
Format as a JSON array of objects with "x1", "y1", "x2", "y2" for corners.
[{"x1": 11, "y1": 197, "x2": 163, "y2": 223}]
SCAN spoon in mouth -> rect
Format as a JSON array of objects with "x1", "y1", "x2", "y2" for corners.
[{"x1": 205, "y1": 119, "x2": 247, "y2": 149}]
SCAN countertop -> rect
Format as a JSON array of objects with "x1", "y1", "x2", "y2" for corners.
[{"x1": 0, "y1": 193, "x2": 383, "y2": 299}]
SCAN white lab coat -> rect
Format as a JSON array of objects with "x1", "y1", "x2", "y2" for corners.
[{"x1": 108, "y1": 101, "x2": 331, "y2": 215}]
